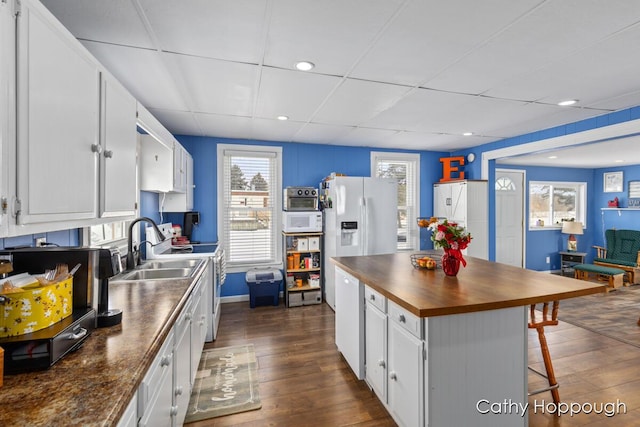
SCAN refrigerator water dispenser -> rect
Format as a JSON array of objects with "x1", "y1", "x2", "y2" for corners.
[{"x1": 340, "y1": 221, "x2": 359, "y2": 246}]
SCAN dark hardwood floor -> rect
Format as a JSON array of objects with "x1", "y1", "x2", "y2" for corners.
[{"x1": 186, "y1": 300, "x2": 640, "y2": 426}]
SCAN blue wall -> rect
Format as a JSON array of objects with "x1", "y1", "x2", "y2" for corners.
[
  {"x1": 160, "y1": 137, "x2": 446, "y2": 297},
  {"x1": 0, "y1": 229, "x2": 79, "y2": 250}
]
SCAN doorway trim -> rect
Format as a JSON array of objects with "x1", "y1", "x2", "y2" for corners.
[{"x1": 495, "y1": 168, "x2": 526, "y2": 268}]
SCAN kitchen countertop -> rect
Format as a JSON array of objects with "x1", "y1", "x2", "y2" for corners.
[
  {"x1": 332, "y1": 253, "x2": 606, "y2": 317},
  {"x1": 0, "y1": 261, "x2": 206, "y2": 426}
]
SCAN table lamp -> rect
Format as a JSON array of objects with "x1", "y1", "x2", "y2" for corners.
[{"x1": 562, "y1": 221, "x2": 583, "y2": 252}]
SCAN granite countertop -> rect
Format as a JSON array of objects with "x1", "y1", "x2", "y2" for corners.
[
  {"x1": 0, "y1": 261, "x2": 206, "y2": 427},
  {"x1": 332, "y1": 253, "x2": 606, "y2": 317}
]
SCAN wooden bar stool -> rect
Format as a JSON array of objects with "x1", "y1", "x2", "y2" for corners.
[{"x1": 528, "y1": 301, "x2": 560, "y2": 410}]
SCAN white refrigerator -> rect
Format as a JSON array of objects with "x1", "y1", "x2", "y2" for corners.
[{"x1": 322, "y1": 176, "x2": 398, "y2": 310}]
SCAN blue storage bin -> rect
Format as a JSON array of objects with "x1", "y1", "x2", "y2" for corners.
[{"x1": 245, "y1": 268, "x2": 282, "y2": 308}]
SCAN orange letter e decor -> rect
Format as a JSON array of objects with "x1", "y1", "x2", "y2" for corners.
[{"x1": 439, "y1": 156, "x2": 465, "y2": 182}]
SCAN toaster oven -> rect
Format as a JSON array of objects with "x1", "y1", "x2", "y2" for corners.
[{"x1": 283, "y1": 187, "x2": 318, "y2": 211}]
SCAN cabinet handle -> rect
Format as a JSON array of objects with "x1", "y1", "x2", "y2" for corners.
[
  {"x1": 91, "y1": 143, "x2": 103, "y2": 154},
  {"x1": 389, "y1": 372, "x2": 397, "y2": 381},
  {"x1": 378, "y1": 359, "x2": 386, "y2": 368},
  {"x1": 370, "y1": 294, "x2": 375, "y2": 301},
  {"x1": 398, "y1": 314, "x2": 406, "y2": 323},
  {"x1": 103, "y1": 150, "x2": 113, "y2": 158},
  {"x1": 160, "y1": 354, "x2": 172, "y2": 367},
  {"x1": 175, "y1": 386, "x2": 183, "y2": 396},
  {"x1": 170, "y1": 406, "x2": 178, "y2": 416},
  {"x1": 186, "y1": 313, "x2": 193, "y2": 321}
]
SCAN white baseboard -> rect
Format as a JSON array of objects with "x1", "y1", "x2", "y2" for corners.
[{"x1": 221, "y1": 290, "x2": 285, "y2": 304}]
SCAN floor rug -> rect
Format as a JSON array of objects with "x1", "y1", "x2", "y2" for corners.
[
  {"x1": 185, "y1": 343, "x2": 261, "y2": 423},
  {"x1": 558, "y1": 284, "x2": 640, "y2": 348}
]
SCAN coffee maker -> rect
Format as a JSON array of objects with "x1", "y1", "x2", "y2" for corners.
[
  {"x1": 0, "y1": 247, "x2": 100, "y2": 373},
  {"x1": 183, "y1": 211, "x2": 200, "y2": 243},
  {"x1": 97, "y1": 247, "x2": 123, "y2": 327}
]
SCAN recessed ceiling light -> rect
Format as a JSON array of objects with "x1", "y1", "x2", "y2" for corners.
[
  {"x1": 558, "y1": 99, "x2": 578, "y2": 106},
  {"x1": 295, "y1": 61, "x2": 315, "y2": 71},
  {"x1": 548, "y1": 155, "x2": 558, "y2": 159},
  {"x1": 277, "y1": 115, "x2": 289, "y2": 121},
  {"x1": 463, "y1": 132, "x2": 473, "y2": 136}
]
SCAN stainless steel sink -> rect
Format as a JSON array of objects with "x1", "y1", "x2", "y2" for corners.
[
  {"x1": 116, "y1": 267, "x2": 195, "y2": 281},
  {"x1": 140, "y1": 259, "x2": 202, "y2": 270}
]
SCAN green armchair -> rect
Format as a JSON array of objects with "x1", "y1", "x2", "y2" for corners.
[{"x1": 593, "y1": 229, "x2": 640, "y2": 284}]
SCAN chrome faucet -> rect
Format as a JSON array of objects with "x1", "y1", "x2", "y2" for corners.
[{"x1": 126, "y1": 217, "x2": 167, "y2": 271}]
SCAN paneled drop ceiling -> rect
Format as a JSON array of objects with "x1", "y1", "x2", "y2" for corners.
[{"x1": 40, "y1": 0, "x2": 640, "y2": 164}]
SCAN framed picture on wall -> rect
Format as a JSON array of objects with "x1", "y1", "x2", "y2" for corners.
[{"x1": 604, "y1": 171, "x2": 623, "y2": 193}]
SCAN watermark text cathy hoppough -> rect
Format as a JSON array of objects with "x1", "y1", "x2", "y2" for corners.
[{"x1": 476, "y1": 399, "x2": 627, "y2": 417}]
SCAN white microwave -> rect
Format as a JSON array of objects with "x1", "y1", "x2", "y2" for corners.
[{"x1": 282, "y1": 211, "x2": 323, "y2": 232}]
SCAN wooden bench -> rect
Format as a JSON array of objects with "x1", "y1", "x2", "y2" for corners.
[{"x1": 574, "y1": 264, "x2": 625, "y2": 292}]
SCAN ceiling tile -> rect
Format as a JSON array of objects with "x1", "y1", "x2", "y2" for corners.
[
  {"x1": 425, "y1": 0, "x2": 640, "y2": 95},
  {"x1": 255, "y1": 67, "x2": 341, "y2": 121},
  {"x1": 333, "y1": 127, "x2": 400, "y2": 147},
  {"x1": 168, "y1": 53, "x2": 258, "y2": 116},
  {"x1": 263, "y1": 0, "x2": 402, "y2": 75},
  {"x1": 81, "y1": 41, "x2": 188, "y2": 111},
  {"x1": 250, "y1": 117, "x2": 305, "y2": 142},
  {"x1": 195, "y1": 113, "x2": 255, "y2": 140},
  {"x1": 139, "y1": 0, "x2": 268, "y2": 63},
  {"x1": 148, "y1": 109, "x2": 201, "y2": 136},
  {"x1": 41, "y1": 0, "x2": 154, "y2": 48},
  {"x1": 351, "y1": 0, "x2": 545, "y2": 86},
  {"x1": 293, "y1": 123, "x2": 355, "y2": 144},
  {"x1": 313, "y1": 79, "x2": 412, "y2": 126}
]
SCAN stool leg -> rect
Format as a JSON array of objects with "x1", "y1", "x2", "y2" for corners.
[{"x1": 536, "y1": 325, "x2": 560, "y2": 411}]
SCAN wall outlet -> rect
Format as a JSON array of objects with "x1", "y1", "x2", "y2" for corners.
[
  {"x1": 545, "y1": 256, "x2": 550, "y2": 264},
  {"x1": 35, "y1": 237, "x2": 47, "y2": 247}
]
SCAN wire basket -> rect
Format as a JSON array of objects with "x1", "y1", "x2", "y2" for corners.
[{"x1": 410, "y1": 252, "x2": 442, "y2": 270}]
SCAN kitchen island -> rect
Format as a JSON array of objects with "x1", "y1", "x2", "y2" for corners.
[
  {"x1": 0, "y1": 261, "x2": 207, "y2": 426},
  {"x1": 332, "y1": 253, "x2": 605, "y2": 427}
]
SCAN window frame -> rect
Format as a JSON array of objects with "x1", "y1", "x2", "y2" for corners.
[
  {"x1": 370, "y1": 151, "x2": 420, "y2": 251},
  {"x1": 528, "y1": 180, "x2": 587, "y2": 230},
  {"x1": 217, "y1": 144, "x2": 282, "y2": 273}
]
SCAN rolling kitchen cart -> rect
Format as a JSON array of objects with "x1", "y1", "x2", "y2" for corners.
[{"x1": 283, "y1": 232, "x2": 323, "y2": 307}]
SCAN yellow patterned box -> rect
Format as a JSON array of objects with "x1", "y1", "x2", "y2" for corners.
[{"x1": 0, "y1": 277, "x2": 73, "y2": 338}]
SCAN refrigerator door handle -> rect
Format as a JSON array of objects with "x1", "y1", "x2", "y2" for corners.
[{"x1": 361, "y1": 197, "x2": 368, "y2": 255}]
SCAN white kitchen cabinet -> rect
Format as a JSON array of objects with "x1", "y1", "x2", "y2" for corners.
[
  {"x1": 173, "y1": 143, "x2": 187, "y2": 193},
  {"x1": 100, "y1": 76, "x2": 137, "y2": 217},
  {"x1": 139, "y1": 133, "x2": 191, "y2": 198},
  {"x1": 387, "y1": 301, "x2": 424, "y2": 427},
  {"x1": 161, "y1": 151, "x2": 194, "y2": 212},
  {"x1": 173, "y1": 297, "x2": 193, "y2": 427},
  {"x1": 116, "y1": 391, "x2": 138, "y2": 427},
  {"x1": 0, "y1": 0, "x2": 15, "y2": 238},
  {"x1": 190, "y1": 272, "x2": 207, "y2": 383},
  {"x1": 138, "y1": 328, "x2": 175, "y2": 427},
  {"x1": 16, "y1": 0, "x2": 101, "y2": 225},
  {"x1": 433, "y1": 180, "x2": 488, "y2": 259},
  {"x1": 364, "y1": 286, "x2": 387, "y2": 402}
]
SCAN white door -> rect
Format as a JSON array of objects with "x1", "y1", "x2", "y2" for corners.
[
  {"x1": 17, "y1": 0, "x2": 100, "y2": 224},
  {"x1": 365, "y1": 302, "x2": 387, "y2": 402},
  {"x1": 388, "y1": 320, "x2": 423, "y2": 427},
  {"x1": 449, "y1": 181, "x2": 468, "y2": 224},
  {"x1": 495, "y1": 170, "x2": 524, "y2": 267},
  {"x1": 363, "y1": 177, "x2": 398, "y2": 255},
  {"x1": 0, "y1": 0, "x2": 14, "y2": 237},
  {"x1": 101, "y1": 77, "x2": 137, "y2": 217}
]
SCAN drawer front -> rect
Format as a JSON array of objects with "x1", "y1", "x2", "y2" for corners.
[
  {"x1": 364, "y1": 285, "x2": 386, "y2": 313},
  {"x1": 388, "y1": 300, "x2": 423, "y2": 339},
  {"x1": 138, "y1": 328, "x2": 175, "y2": 416},
  {"x1": 564, "y1": 254, "x2": 583, "y2": 263}
]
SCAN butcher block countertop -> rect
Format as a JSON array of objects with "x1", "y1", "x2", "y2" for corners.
[
  {"x1": 0, "y1": 262, "x2": 206, "y2": 427},
  {"x1": 332, "y1": 253, "x2": 606, "y2": 317}
]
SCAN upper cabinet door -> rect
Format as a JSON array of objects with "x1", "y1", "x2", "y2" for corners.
[
  {"x1": 100, "y1": 77, "x2": 137, "y2": 217},
  {"x1": 16, "y1": 0, "x2": 100, "y2": 224}
]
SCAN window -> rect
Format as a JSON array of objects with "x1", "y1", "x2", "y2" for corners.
[
  {"x1": 87, "y1": 220, "x2": 131, "y2": 251},
  {"x1": 371, "y1": 152, "x2": 420, "y2": 251},
  {"x1": 529, "y1": 181, "x2": 586, "y2": 229},
  {"x1": 218, "y1": 144, "x2": 282, "y2": 271}
]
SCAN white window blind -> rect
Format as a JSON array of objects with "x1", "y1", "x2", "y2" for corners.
[
  {"x1": 218, "y1": 145, "x2": 282, "y2": 269},
  {"x1": 371, "y1": 152, "x2": 420, "y2": 251}
]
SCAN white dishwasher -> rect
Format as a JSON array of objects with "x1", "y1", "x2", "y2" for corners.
[{"x1": 335, "y1": 266, "x2": 365, "y2": 380}]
